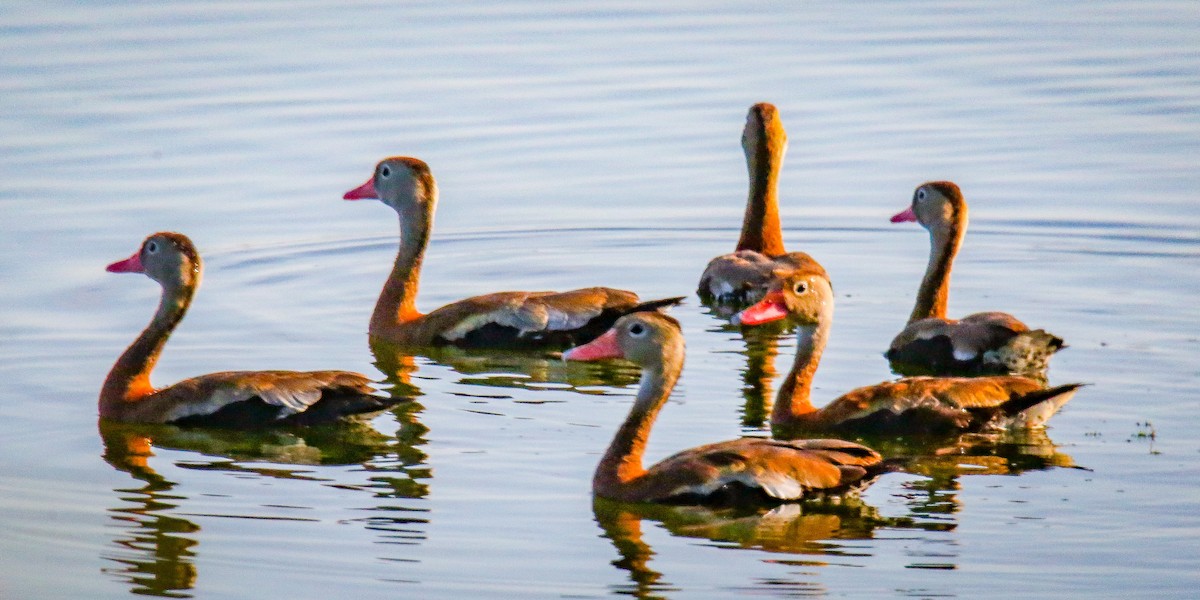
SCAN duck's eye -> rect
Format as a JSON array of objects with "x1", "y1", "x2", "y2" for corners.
[
  {"x1": 916, "y1": 189, "x2": 927, "y2": 202},
  {"x1": 380, "y1": 165, "x2": 391, "y2": 178},
  {"x1": 146, "y1": 241, "x2": 159, "y2": 254},
  {"x1": 628, "y1": 323, "x2": 647, "y2": 337},
  {"x1": 792, "y1": 281, "x2": 808, "y2": 294}
]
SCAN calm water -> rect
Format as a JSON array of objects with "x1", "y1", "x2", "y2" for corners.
[{"x1": 2, "y1": 1, "x2": 1199, "y2": 598}]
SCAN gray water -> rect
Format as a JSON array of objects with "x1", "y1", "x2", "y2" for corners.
[{"x1": 2, "y1": 1, "x2": 1199, "y2": 598}]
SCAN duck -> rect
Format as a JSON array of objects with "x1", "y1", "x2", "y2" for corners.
[
  {"x1": 886, "y1": 181, "x2": 1065, "y2": 376},
  {"x1": 733, "y1": 260, "x2": 1083, "y2": 436},
  {"x1": 100, "y1": 232, "x2": 398, "y2": 426},
  {"x1": 564, "y1": 310, "x2": 888, "y2": 504},
  {"x1": 345, "y1": 156, "x2": 682, "y2": 348},
  {"x1": 697, "y1": 102, "x2": 820, "y2": 308}
]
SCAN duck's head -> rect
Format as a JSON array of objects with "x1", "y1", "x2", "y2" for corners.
[
  {"x1": 891, "y1": 181, "x2": 966, "y2": 231},
  {"x1": 344, "y1": 156, "x2": 438, "y2": 215},
  {"x1": 106, "y1": 232, "x2": 202, "y2": 290},
  {"x1": 563, "y1": 312, "x2": 685, "y2": 370},
  {"x1": 732, "y1": 262, "x2": 832, "y2": 327},
  {"x1": 742, "y1": 102, "x2": 788, "y2": 167}
]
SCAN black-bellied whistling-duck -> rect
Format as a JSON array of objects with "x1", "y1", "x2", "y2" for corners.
[
  {"x1": 345, "y1": 157, "x2": 682, "y2": 348},
  {"x1": 697, "y1": 103, "x2": 820, "y2": 308},
  {"x1": 564, "y1": 310, "x2": 887, "y2": 504},
  {"x1": 100, "y1": 232, "x2": 397, "y2": 426},
  {"x1": 734, "y1": 262, "x2": 1083, "y2": 437},
  {"x1": 886, "y1": 181, "x2": 1065, "y2": 376}
]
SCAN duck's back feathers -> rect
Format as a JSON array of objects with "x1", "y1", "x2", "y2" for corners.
[
  {"x1": 812, "y1": 376, "x2": 1077, "y2": 435},
  {"x1": 130, "y1": 370, "x2": 396, "y2": 427},
  {"x1": 643, "y1": 437, "x2": 885, "y2": 504},
  {"x1": 887, "y1": 312, "x2": 1064, "y2": 376},
  {"x1": 424, "y1": 288, "x2": 680, "y2": 349}
]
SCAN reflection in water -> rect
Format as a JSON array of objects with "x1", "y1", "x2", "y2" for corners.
[
  {"x1": 897, "y1": 428, "x2": 1079, "y2": 479},
  {"x1": 593, "y1": 496, "x2": 925, "y2": 599},
  {"x1": 100, "y1": 423, "x2": 199, "y2": 597},
  {"x1": 889, "y1": 360, "x2": 1052, "y2": 386},
  {"x1": 367, "y1": 347, "x2": 431, "y2": 478},
  {"x1": 370, "y1": 337, "x2": 642, "y2": 399},
  {"x1": 725, "y1": 322, "x2": 789, "y2": 429},
  {"x1": 868, "y1": 429, "x2": 1080, "y2": 544},
  {"x1": 699, "y1": 304, "x2": 794, "y2": 429},
  {"x1": 592, "y1": 429, "x2": 1076, "y2": 592},
  {"x1": 97, "y1": 360, "x2": 430, "y2": 597}
]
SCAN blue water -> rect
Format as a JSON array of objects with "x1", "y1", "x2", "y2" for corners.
[{"x1": 2, "y1": 1, "x2": 1198, "y2": 598}]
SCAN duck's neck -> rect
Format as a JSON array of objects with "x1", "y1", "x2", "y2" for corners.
[
  {"x1": 371, "y1": 205, "x2": 433, "y2": 334},
  {"x1": 772, "y1": 306, "x2": 833, "y2": 427},
  {"x1": 909, "y1": 213, "x2": 966, "y2": 322},
  {"x1": 594, "y1": 355, "x2": 682, "y2": 495},
  {"x1": 100, "y1": 281, "x2": 195, "y2": 415},
  {"x1": 735, "y1": 134, "x2": 787, "y2": 257}
]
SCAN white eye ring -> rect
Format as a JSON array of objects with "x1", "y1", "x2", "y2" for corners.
[
  {"x1": 380, "y1": 165, "x2": 391, "y2": 178},
  {"x1": 628, "y1": 323, "x2": 647, "y2": 337},
  {"x1": 146, "y1": 241, "x2": 159, "y2": 254},
  {"x1": 917, "y1": 189, "x2": 927, "y2": 201},
  {"x1": 792, "y1": 281, "x2": 808, "y2": 294}
]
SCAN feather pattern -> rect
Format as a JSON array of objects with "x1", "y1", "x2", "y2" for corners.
[{"x1": 156, "y1": 370, "x2": 377, "y2": 423}]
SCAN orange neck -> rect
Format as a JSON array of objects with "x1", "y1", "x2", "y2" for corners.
[
  {"x1": 99, "y1": 280, "x2": 195, "y2": 416},
  {"x1": 772, "y1": 317, "x2": 831, "y2": 429},
  {"x1": 909, "y1": 211, "x2": 965, "y2": 322},
  {"x1": 370, "y1": 207, "x2": 432, "y2": 335},
  {"x1": 593, "y1": 357, "x2": 681, "y2": 497},
  {"x1": 735, "y1": 127, "x2": 787, "y2": 257}
]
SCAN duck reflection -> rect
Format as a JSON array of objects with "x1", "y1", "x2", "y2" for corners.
[
  {"x1": 593, "y1": 496, "x2": 919, "y2": 598},
  {"x1": 98, "y1": 363, "x2": 429, "y2": 598},
  {"x1": 100, "y1": 422, "x2": 200, "y2": 597},
  {"x1": 891, "y1": 428, "x2": 1079, "y2": 479},
  {"x1": 859, "y1": 428, "x2": 1079, "y2": 532},
  {"x1": 370, "y1": 337, "x2": 642, "y2": 398},
  {"x1": 367, "y1": 348, "x2": 430, "y2": 472},
  {"x1": 716, "y1": 319, "x2": 789, "y2": 429}
]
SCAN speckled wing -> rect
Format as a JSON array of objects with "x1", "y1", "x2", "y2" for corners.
[
  {"x1": 430, "y1": 287, "x2": 641, "y2": 345},
  {"x1": 825, "y1": 375, "x2": 1046, "y2": 426},
  {"x1": 648, "y1": 437, "x2": 882, "y2": 502},
  {"x1": 888, "y1": 311, "x2": 1062, "y2": 375},
  {"x1": 158, "y1": 370, "x2": 378, "y2": 422}
]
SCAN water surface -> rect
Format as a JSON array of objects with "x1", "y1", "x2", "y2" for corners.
[{"x1": 2, "y1": 1, "x2": 1198, "y2": 598}]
